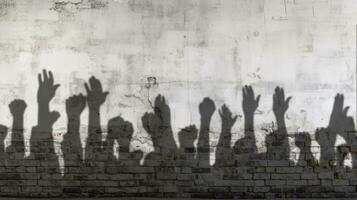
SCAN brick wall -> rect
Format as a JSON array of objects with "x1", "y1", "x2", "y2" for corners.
[
  {"x1": 1, "y1": 138, "x2": 357, "y2": 198},
  {"x1": 1, "y1": 75, "x2": 357, "y2": 198}
]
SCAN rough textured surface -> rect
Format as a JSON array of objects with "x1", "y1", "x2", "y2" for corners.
[{"x1": 0, "y1": 0, "x2": 356, "y2": 198}]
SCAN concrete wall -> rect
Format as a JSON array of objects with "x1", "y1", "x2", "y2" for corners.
[{"x1": 0, "y1": 0, "x2": 356, "y2": 198}]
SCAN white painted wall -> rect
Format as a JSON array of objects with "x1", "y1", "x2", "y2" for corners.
[{"x1": 0, "y1": 0, "x2": 355, "y2": 166}]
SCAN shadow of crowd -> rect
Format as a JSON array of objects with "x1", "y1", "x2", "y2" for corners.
[{"x1": 0, "y1": 70, "x2": 356, "y2": 198}]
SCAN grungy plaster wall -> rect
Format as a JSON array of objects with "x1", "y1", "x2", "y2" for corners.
[{"x1": 0, "y1": 0, "x2": 355, "y2": 167}]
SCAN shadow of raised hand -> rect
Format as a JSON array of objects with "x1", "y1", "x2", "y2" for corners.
[
  {"x1": 327, "y1": 94, "x2": 355, "y2": 133},
  {"x1": 216, "y1": 104, "x2": 236, "y2": 167},
  {"x1": 315, "y1": 127, "x2": 335, "y2": 167},
  {"x1": 219, "y1": 104, "x2": 237, "y2": 131},
  {"x1": 108, "y1": 116, "x2": 134, "y2": 153},
  {"x1": 178, "y1": 125, "x2": 198, "y2": 151},
  {"x1": 295, "y1": 132, "x2": 317, "y2": 167},
  {"x1": 84, "y1": 76, "x2": 108, "y2": 162},
  {"x1": 199, "y1": 97, "x2": 216, "y2": 122},
  {"x1": 242, "y1": 85, "x2": 260, "y2": 136},
  {"x1": 142, "y1": 112, "x2": 161, "y2": 149},
  {"x1": 9, "y1": 99, "x2": 27, "y2": 118},
  {"x1": 232, "y1": 86, "x2": 259, "y2": 157},
  {"x1": 154, "y1": 95, "x2": 171, "y2": 127},
  {"x1": 178, "y1": 125, "x2": 198, "y2": 166},
  {"x1": 66, "y1": 94, "x2": 86, "y2": 118},
  {"x1": 316, "y1": 93, "x2": 356, "y2": 168},
  {"x1": 154, "y1": 95, "x2": 177, "y2": 154},
  {"x1": 62, "y1": 94, "x2": 86, "y2": 167},
  {"x1": 37, "y1": 70, "x2": 60, "y2": 105},
  {"x1": 30, "y1": 70, "x2": 61, "y2": 177},
  {"x1": 265, "y1": 86, "x2": 291, "y2": 161},
  {"x1": 8, "y1": 99, "x2": 26, "y2": 158},
  {"x1": 37, "y1": 70, "x2": 61, "y2": 129},
  {"x1": 273, "y1": 86, "x2": 291, "y2": 121},
  {"x1": 106, "y1": 115, "x2": 137, "y2": 165},
  {"x1": 9, "y1": 100, "x2": 26, "y2": 141},
  {"x1": 197, "y1": 97, "x2": 216, "y2": 167},
  {"x1": 242, "y1": 85, "x2": 260, "y2": 118},
  {"x1": 85, "y1": 76, "x2": 109, "y2": 110},
  {"x1": 142, "y1": 94, "x2": 177, "y2": 164}
]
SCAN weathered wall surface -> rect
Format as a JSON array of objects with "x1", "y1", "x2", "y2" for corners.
[{"x1": 0, "y1": 0, "x2": 356, "y2": 198}]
